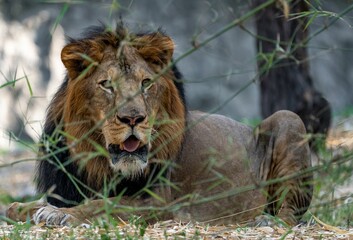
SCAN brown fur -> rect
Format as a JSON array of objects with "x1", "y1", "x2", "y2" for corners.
[{"x1": 7, "y1": 24, "x2": 313, "y2": 227}]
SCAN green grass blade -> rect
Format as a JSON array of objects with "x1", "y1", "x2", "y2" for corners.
[
  {"x1": 51, "y1": 3, "x2": 69, "y2": 34},
  {"x1": 0, "y1": 79, "x2": 22, "y2": 89},
  {"x1": 23, "y1": 69, "x2": 33, "y2": 96},
  {"x1": 144, "y1": 189, "x2": 166, "y2": 203}
]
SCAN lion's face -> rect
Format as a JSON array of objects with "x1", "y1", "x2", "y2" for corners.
[
  {"x1": 90, "y1": 46, "x2": 165, "y2": 177},
  {"x1": 59, "y1": 29, "x2": 186, "y2": 180}
]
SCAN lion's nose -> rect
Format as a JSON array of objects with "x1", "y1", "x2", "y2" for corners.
[{"x1": 117, "y1": 115, "x2": 146, "y2": 127}]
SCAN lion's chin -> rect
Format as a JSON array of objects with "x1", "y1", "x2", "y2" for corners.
[
  {"x1": 111, "y1": 157, "x2": 147, "y2": 179},
  {"x1": 108, "y1": 144, "x2": 148, "y2": 179}
]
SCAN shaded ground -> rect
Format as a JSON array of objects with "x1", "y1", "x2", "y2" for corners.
[{"x1": 0, "y1": 116, "x2": 352, "y2": 239}]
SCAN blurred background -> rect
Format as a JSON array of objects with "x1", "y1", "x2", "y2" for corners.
[{"x1": 0, "y1": 0, "x2": 353, "y2": 224}]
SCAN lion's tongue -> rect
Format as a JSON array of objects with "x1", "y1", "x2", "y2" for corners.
[{"x1": 123, "y1": 137, "x2": 140, "y2": 152}]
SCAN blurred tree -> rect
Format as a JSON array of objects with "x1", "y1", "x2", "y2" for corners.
[{"x1": 254, "y1": 0, "x2": 331, "y2": 143}]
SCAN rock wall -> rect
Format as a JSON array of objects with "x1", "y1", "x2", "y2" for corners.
[{"x1": 0, "y1": 0, "x2": 352, "y2": 148}]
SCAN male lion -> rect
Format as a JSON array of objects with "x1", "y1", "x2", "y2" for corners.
[{"x1": 7, "y1": 24, "x2": 313, "y2": 226}]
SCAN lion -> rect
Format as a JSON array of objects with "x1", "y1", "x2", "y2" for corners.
[{"x1": 7, "y1": 23, "x2": 313, "y2": 227}]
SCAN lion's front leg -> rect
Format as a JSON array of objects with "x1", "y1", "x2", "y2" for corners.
[
  {"x1": 6, "y1": 200, "x2": 106, "y2": 226},
  {"x1": 6, "y1": 200, "x2": 46, "y2": 223},
  {"x1": 9, "y1": 195, "x2": 171, "y2": 227},
  {"x1": 6, "y1": 200, "x2": 82, "y2": 226},
  {"x1": 8, "y1": 199, "x2": 109, "y2": 226},
  {"x1": 33, "y1": 205, "x2": 83, "y2": 226},
  {"x1": 6, "y1": 198, "x2": 95, "y2": 226}
]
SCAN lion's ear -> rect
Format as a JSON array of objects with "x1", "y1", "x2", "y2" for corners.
[
  {"x1": 134, "y1": 33, "x2": 174, "y2": 66},
  {"x1": 61, "y1": 41, "x2": 103, "y2": 80}
]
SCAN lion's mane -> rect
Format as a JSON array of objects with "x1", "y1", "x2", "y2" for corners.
[{"x1": 36, "y1": 24, "x2": 186, "y2": 207}]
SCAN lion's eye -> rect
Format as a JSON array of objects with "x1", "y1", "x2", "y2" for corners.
[
  {"x1": 141, "y1": 78, "x2": 153, "y2": 91},
  {"x1": 99, "y1": 79, "x2": 114, "y2": 93}
]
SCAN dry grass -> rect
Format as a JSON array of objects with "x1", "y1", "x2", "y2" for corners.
[{"x1": 1, "y1": 220, "x2": 353, "y2": 239}]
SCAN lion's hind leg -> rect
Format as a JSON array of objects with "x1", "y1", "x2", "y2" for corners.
[{"x1": 255, "y1": 110, "x2": 313, "y2": 226}]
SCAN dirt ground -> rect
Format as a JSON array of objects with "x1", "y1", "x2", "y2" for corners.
[{"x1": 0, "y1": 117, "x2": 353, "y2": 238}]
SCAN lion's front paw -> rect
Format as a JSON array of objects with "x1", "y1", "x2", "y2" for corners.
[{"x1": 33, "y1": 206, "x2": 79, "y2": 227}]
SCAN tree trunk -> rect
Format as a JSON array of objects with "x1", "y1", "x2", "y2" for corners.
[{"x1": 254, "y1": 0, "x2": 331, "y2": 140}]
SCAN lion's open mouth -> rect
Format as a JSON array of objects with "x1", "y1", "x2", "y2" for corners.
[
  {"x1": 108, "y1": 136, "x2": 148, "y2": 165},
  {"x1": 121, "y1": 135, "x2": 140, "y2": 152}
]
